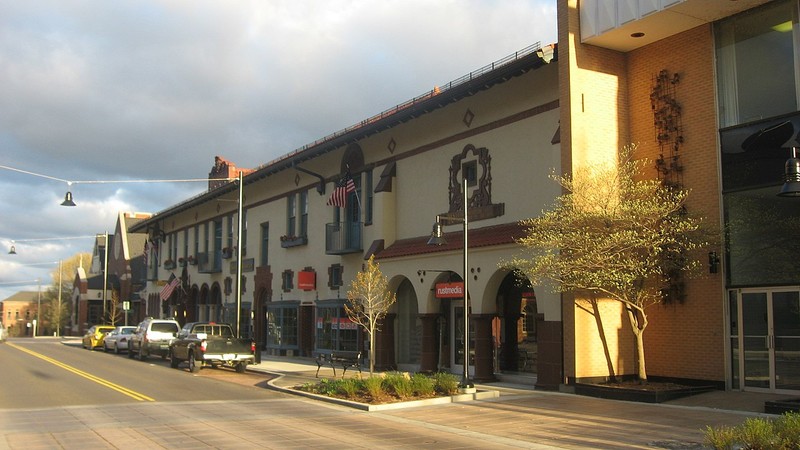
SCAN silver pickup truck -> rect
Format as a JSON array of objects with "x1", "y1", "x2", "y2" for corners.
[{"x1": 169, "y1": 322, "x2": 255, "y2": 373}]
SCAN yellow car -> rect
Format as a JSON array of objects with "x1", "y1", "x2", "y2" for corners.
[{"x1": 82, "y1": 325, "x2": 115, "y2": 350}]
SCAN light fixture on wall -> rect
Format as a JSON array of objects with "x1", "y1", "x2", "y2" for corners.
[
  {"x1": 778, "y1": 147, "x2": 800, "y2": 197},
  {"x1": 708, "y1": 252, "x2": 720, "y2": 274}
]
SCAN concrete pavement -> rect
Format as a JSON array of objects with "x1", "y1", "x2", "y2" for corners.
[{"x1": 247, "y1": 354, "x2": 792, "y2": 449}]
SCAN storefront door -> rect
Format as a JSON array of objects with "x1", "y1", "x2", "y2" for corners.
[{"x1": 732, "y1": 289, "x2": 800, "y2": 392}]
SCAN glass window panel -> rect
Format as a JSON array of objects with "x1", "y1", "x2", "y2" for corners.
[
  {"x1": 715, "y1": 0, "x2": 799, "y2": 127},
  {"x1": 724, "y1": 187, "x2": 800, "y2": 286}
]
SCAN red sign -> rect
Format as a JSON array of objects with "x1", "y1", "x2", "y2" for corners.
[
  {"x1": 298, "y1": 271, "x2": 316, "y2": 291},
  {"x1": 435, "y1": 282, "x2": 464, "y2": 299}
]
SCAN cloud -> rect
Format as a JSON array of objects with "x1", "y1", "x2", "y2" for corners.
[{"x1": 0, "y1": 0, "x2": 556, "y2": 299}]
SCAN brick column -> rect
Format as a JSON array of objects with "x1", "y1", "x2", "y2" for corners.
[
  {"x1": 418, "y1": 314, "x2": 440, "y2": 373},
  {"x1": 472, "y1": 314, "x2": 496, "y2": 382}
]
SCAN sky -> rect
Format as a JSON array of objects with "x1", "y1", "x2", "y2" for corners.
[{"x1": 0, "y1": 0, "x2": 557, "y2": 300}]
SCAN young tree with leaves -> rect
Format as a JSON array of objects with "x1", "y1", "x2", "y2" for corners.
[
  {"x1": 509, "y1": 145, "x2": 709, "y2": 382},
  {"x1": 345, "y1": 255, "x2": 397, "y2": 374}
]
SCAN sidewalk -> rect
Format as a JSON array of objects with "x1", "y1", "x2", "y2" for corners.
[{"x1": 247, "y1": 353, "x2": 789, "y2": 415}]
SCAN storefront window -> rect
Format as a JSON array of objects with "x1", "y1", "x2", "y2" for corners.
[
  {"x1": 266, "y1": 304, "x2": 298, "y2": 348},
  {"x1": 315, "y1": 304, "x2": 358, "y2": 352}
]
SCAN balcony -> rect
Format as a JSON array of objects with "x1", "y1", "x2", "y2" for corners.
[
  {"x1": 197, "y1": 251, "x2": 223, "y2": 274},
  {"x1": 325, "y1": 222, "x2": 362, "y2": 255}
]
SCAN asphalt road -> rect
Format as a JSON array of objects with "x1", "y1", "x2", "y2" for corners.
[{"x1": 0, "y1": 338, "x2": 284, "y2": 408}]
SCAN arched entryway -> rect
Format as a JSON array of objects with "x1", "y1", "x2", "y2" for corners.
[
  {"x1": 495, "y1": 271, "x2": 537, "y2": 375},
  {"x1": 394, "y1": 278, "x2": 420, "y2": 371}
]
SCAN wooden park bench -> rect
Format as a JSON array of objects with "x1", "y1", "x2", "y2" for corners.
[{"x1": 315, "y1": 351, "x2": 362, "y2": 378}]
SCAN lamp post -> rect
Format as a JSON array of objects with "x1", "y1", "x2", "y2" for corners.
[
  {"x1": 427, "y1": 178, "x2": 474, "y2": 393},
  {"x1": 235, "y1": 171, "x2": 244, "y2": 338}
]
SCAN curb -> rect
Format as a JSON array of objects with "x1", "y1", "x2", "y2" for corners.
[{"x1": 253, "y1": 367, "x2": 499, "y2": 412}]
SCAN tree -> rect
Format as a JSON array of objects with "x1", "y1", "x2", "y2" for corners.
[
  {"x1": 42, "y1": 253, "x2": 90, "y2": 335},
  {"x1": 345, "y1": 255, "x2": 397, "y2": 374},
  {"x1": 509, "y1": 145, "x2": 709, "y2": 382},
  {"x1": 106, "y1": 289, "x2": 124, "y2": 326}
]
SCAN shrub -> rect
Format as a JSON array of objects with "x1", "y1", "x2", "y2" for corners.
[
  {"x1": 337, "y1": 377, "x2": 362, "y2": 398},
  {"x1": 704, "y1": 412, "x2": 800, "y2": 450},
  {"x1": 432, "y1": 372, "x2": 460, "y2": 395},
  {"x1": 363, "y1": 376, "x2": 385, "y2": 400},
  {"x1": 384, "y1": 372, "x2": 414, "y2": 399},
  {"x1": 410, "y1": 373, "x2": 436, "y2": 397}
]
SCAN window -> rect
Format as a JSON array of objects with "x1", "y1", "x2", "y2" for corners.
[
  {"x1": 365, "y1": 169, "x2": 373, "y2": 225},
  {"x1": 463, "y1": 160, "x2": 478, "y2": 187},
  {"x1": 299, "y1": 190, "x2": 308, "y2": 237},
  {"x1": 315, "y1": 304, "x2": 358, "y2": 352},
  {"x1": 193, "y1": 225, "x2": 200, "y2": 258},
  {"x1": 715, "y1": 0, "x2": 799, "y2": 127},
  {"x1": 260, "y1": 222, "x2": 269, "y2": 267},
  {"x1": 286, "y1": 195, "x2": 296, "y2": 237},
  {"x1": 328, "y1": 264, "x2": 343, "y2": 289},
  {"x1": 203, "y1": 222, "x2": 209, "y2": 254},
  {"x1": 266, "y1": 304, "x2": 299, "y2": 348},
  {"x1": 282, "y1": 270, "x2": 294, "y2": 292},
  {"x1": 183, "y1": 229, "x2": 189, "y2": 261},
  {"x1": 226, "y1": 214, "x2": 234, "y2": 250}
]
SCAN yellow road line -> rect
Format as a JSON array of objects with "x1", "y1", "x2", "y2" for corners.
[{"x1": 8, "y1": 342, "x2": 155, "y2": 402}]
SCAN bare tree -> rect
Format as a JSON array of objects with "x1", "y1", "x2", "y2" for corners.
[
  {"x1": 42, "y1": 253, "x2": 91, "y2": 335},
  {"x1": 509, "y1": 145, "x2": 710, "y2": 382},
  {"x1": 345, "y1": 255, "x2": 397, "y2": 374}
]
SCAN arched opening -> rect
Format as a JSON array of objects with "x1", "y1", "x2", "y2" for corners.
[
  {"x1": 495, "y1": 271, "x2": 537, "y2": 375},
  {"x1": 395, "y1": 278, "x2": 420, "y2": 371}
]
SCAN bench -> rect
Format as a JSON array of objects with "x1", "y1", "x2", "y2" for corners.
[{"x1": 315, "y1": 351, "x2": 362, "y2": 378}]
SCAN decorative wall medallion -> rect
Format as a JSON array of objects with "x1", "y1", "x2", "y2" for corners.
[
  {"x1": 463, "y1": 109, "x2": 475, "y2": 127},
  {"x1": 387, "y1": 138, "x2": 396, "y2": 154},
  {"x1": 295, "y1": 173, "x2": 301, "y2": 186}
]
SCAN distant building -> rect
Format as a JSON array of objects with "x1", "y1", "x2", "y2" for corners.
[{"x1": 1, "y1": 291, "x2": 44, "y2": 337}]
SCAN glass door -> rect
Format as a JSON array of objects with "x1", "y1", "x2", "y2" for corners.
[
  {"x1": 734, "y1": 289, "x2": 800, "y2": 392},
  {"x1": 773, "y1": 291, "x2": 800, "y2": 390},
  {"x1": 741, "y1": 292, "x2": 769, "y2": 389}
]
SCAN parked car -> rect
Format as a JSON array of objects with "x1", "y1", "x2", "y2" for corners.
[
  {"x1": 82, "y1": 325, "x2": 116, "y2": 350},
  {"x1": 128, "y1": 317, "x2": 180, "y2": 361},
  {"x1": 169, "y1": 322, "x2": 255, "y2": 373},
  {"x1": 102, "y1": 326, "x2": 137, "y2": 354}
]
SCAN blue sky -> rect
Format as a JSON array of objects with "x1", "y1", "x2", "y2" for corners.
[{"x1": 0, "y1": 0, "x2": 557, "y2": 299}]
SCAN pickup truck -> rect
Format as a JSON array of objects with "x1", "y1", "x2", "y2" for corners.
[{"x1": 169, "y1": 322, "x2": 255, "y2": 373}]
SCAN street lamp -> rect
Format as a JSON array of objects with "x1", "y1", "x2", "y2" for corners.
[{"x1": 427, "y1": 178, "x2": 475, "y2": 393}]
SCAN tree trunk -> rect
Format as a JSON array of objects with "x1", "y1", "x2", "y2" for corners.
[
  {"x1": 369, "y1": 330, "x2": 375, "y2": 374},
  {"x1": 624, "y1": 307, "x2": 648, "y2": 382}
]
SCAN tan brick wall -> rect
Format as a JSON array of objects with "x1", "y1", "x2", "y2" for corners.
[
  {"x1": 559, "y1": 0, "x2": 726, "y2": 383},
  {"x1": 626, "y1": 25, "x2": 725, "y2": 383}
]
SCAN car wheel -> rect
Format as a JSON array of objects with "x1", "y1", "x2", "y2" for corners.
[
  {"x1": 170, "y1": 351, "x2": 180, "y2": 369},
  {"x1": 235, "y1": 362, "x2": 247, "y2": 374},
  {"x1": 188, "y1": 351, "x2": 200, "y2": 373}
]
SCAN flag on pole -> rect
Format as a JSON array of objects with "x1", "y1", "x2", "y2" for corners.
[
  {"x1": 159, "y1": 273, "x2": 180, "y2": 301},
  {"x1": 327, "y1": 171, "x2": 356, "y2": 207}
]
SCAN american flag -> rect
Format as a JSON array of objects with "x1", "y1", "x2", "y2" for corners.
[
  {"x1": 159, "y1": 273, "x2": 180, "y2": 302},
  {"x1": 326, "y1": 171, "x2": 356, "y2": 207}
]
